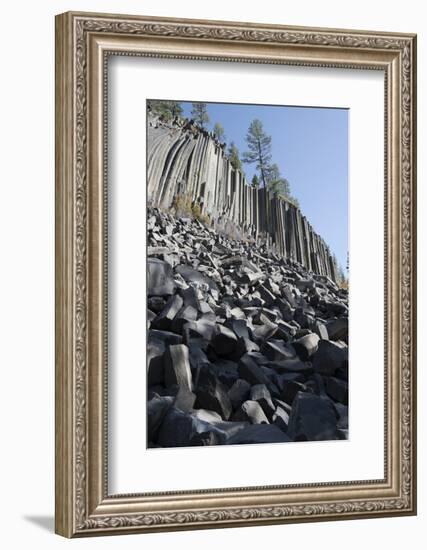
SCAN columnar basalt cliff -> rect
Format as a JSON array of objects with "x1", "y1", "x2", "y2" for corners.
[{"x1": 147, "y1": 112, "x2": 337, "y2": 282}]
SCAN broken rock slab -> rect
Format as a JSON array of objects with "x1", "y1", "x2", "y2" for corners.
[
  {"x1": 287, "y1": 392, "x2": 338, "y2": 441},
  {"x1": 232, "y1": 400, "x2": 269, "y2": 424},
  {"x1": 148, "y1": 258, "x2": 176, "y2": 296},
  {"x1": 195, "y1": 366, "x2": 233, "y2": 420},
  {"x1": 227, "y1": 424, "x2": 291, "y2": 445},
  {"x1": 250, "y1": 384, "x2": 276, "y2": 418},
  {"x1": 157, "y1": 407, "x2": 226, "y2": 447},
  {"x1": 228, "y1": 378, "x2": 251, "y2": 410},
  {"x1": 163, "y1": 344, "x2": 193, "y2": 391},
  {"x1": 147, "y1": 394, "x2": 174, "y2": 443},
  {"x1": 238, "y1": 353, "x2": 270, "y2": 386},
  {"x1": 211, "y1": 325, "x2": 239, "y2": 357},
  {"x1": 311, "y1": 340, "x2": 348, "y2": 376},
  {"x1": 151, "y1": 294, "x2": 184, "y2": 331},
  {"x1": 292, "y1": 333, "x2": 320, "y2": 360}
]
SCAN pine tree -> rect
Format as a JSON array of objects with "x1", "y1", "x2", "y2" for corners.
[
  {"x1": 228, "y1": 142, "x2": 242, "y2": 171},
  {"x1": 242, "y1": 119, "x2": 272, "y2": 188},
  {"x1": 191, "y1": 102, "x2": 210, "y2": 128},
  {"x1": 251, "y1": 174, "x2": 260, "y2": 188},
  {"x1": 288, "y1": 195, "x2": 300, "y2": 208},
  {"x1": 147, "y1": 100, "x2": 183, "y2": 120},
  {"x1": 265, "y1": 163, "x2": 291, "y2": 197},
  {"x1": 213, "y1": 122, "x2": 225, "y2": 142},
  {"x1": 168, "y1": 101, "x2": 184, "y2": 118}
]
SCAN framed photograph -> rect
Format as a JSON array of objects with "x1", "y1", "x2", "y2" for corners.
[{"x1": 55, "y1": 11, "x2": 417, "y2": 537}]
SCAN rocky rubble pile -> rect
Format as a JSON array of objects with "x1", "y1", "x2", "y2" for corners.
[{"x1": 147, "y1": 207, "x2": 349, "y2": 448}]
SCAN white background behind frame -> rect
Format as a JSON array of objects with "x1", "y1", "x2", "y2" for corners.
[
  {"x1": 1, "y1": 0, "x2": 424, "y2": 548},
  {"x1": 108, "y1": 56, "x2": 385, "y2": 494}
]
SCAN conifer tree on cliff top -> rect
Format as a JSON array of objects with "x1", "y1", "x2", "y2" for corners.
[
  {"x1": 147, "y1": 100, "x2": 183, "y2": 120},
  {"x1": 228, "y1": 142, "x2": 242, "y2": 171},
  {"x1": 191, "y1": 102, "x2": 210, "y2": 129},
  {"x1": 242, "y1": 119, "x2": 272, "y2": 188},
  {"x1": 213, "y1": 122, "x2": 226, "y2": 142}
]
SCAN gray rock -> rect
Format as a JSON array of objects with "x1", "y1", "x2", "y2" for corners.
[
  {"x1": 173, "y1": 387, "x2": 197, "y2": 412},
  {"x1": 245, "y1": 352, "x2": 270, "y2": 365},
  {"x1": 326, "y1": 376, "x2": 348, "y2": 405},
  {"x1": 274, "y1": 372, "x2": 305, "y2": 391},
  {"x1": 292, "y1": 333, "x2": 320, "y2": 360},
  {"x1": 192, "y1": 409, "x2": 222, "y2": 422},
  {"x1": 281, "y1": 380, "x2": 308, "y2": 406},
  {"x1": 250, "y1": 384, "x2": 276, "y2": 418},
  {"x1": 334, "y1": 402, "x2": 349, "y2": 430},
  {"x1": 258, "y1": 285, "x2": 276, "y2": 305},
  {"x1": 263, "y1": 340, "x2": 296, "y2": 362},
  {"x1": 147, "y1": 394, "x2": 174, "y2": 442},
  {"x1": 314, "y1": 321, "x2": 329, "y2": 340},
  {"x1": 287, "y1": 392, "x2": 338, "y2": 441},
  {"x1": 149, "y1": 329, "x2": 183, "y2": 346},
  {"x1": 151, "y1": 294, "x2": 184, "y2": 331},
  {"x1": 322, "y1": 300, "x2": 348, "y2": 315},
  {"x1": 171, "y1": 305, "x2": 198, "y2": 334},
  {"x1": 276, "y1": 297, "x2": 294, "y2": 321},
  {"x1": 157, "y1": 407, "x2": 226, "y2": 447},
  {"x1": 212, "y1": 359, "x2": 239, "y2": 388},
  {"x1": 163, "y1": 344, "x2": 193, "y2": 390},
  {"x1": 251, "y1": 316, "x2": 278, "y2": 341},
  {"x1": 225, "y1": 318, "x2": 250, "y2": 340},
  {"x1": 238, "y1": 353, "x2": 270, "y2": 386},
  {"x1": 211, "y1": 325, "x2": 238, "y2": 356},
  {"x1": 272, "y1": 406, "x2": 290, "y2": 432},
  {"x1": 147, "y1": 296, "x2": 167, "y2": 314},
  {"x1": 294, "y1": 307, "x2": 315, "y2": 329},
  {"x1": 235, "y1": 336, "x2": 260, "y2": 356},
  {"x1": 312, "y1": 340, "x2": 347, "y2": 375},
  {"x1": 190, "y1": 431, "x2": 223, "y2": 446},
  {"x1": 326, "y1": 317, "x2": 348, "y2": 342},
  {"x1": 195, "y1": 366, "x2": 232, "y2": 420},
  {"x1": 268, "y1": 358, "x2": 312, "y2": 374},
  {"x1": 179, "y1": 286, "x2": 201, "y2": 311},
  {"x1": 228, "y1": 378, "x2": 251, "y2": 410},
  {"x1": 148, "y1": 258, "x2": 176, "y2": 296},
  {"x1": 147, "y1": 309, "x2": 156, "y2": 329},
  {"x1": 232, "y1": 400, "x2": 269, "y2": 424},
  {"x1": 227, "y1": 424, "x2": 292, "y2": 445},
  {"x1": 183, "y1": 319, "x2": 216, "y2": 342},
  {"x1": 175, "y1": 264, "x2": 219, "y2": 292}
]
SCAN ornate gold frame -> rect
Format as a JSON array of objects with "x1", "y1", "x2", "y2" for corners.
[{"x1": 55, "y1": 11, "x2": 417, "y2": 537}]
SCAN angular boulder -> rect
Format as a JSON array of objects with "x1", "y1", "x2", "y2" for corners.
[
  {"x1": 211, "y1": 324, "x2": 239, "y2": 357},
  {"x1": 228, "y1": 378, "x2": 251, "y2": 410},
  {"x1": 232, "y1": 400, "x2": 269, "y2": 424},
  {"x1": 238, "y1": 353, "x2": 270, "y2": 386},
  {"x1": 163, "y1": 344, "x2": 193, "y2": 391},
  {"x1": 311, "y1": 340, "x2": 347, "y2": 375},
  {"x1": 147, "y1": 258, "x2": 176, "y2": 296},
  {"x1": 194, "y1": 366, "x2": 232, "y2": 420},
  {"x1": 292, "y1": 333, "x2": 320, "y2": 360},
  {"x1": 250, "y1": 384, "x2": 276, "y2": 418},
  {"x1": 151, "y1": 294, "x2": 184, "y2": 331},
  {"x1": 287, "y1": 392, "x2": 338, "y2": 441},
  {"x1": 227, "y1": 424, "x2": 292, "y2": 445}
]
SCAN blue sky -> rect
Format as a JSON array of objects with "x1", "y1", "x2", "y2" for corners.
[{"x1": 179, "y1": 101, "x2": 348, "y2": 272}]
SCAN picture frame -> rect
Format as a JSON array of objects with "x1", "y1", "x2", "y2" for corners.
[{"x1": 55, "y1": 11, "x2": 417, "y2": 537}]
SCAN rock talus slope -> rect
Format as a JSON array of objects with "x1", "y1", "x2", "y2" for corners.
[
  {"x1": 148, "y1": 112, "x2": 338, "y2": 282},
  {"x1": 146, "y1": 208, "x2": 349, "y2": 448}
]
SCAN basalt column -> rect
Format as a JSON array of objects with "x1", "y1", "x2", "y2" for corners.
[{"x1": 147, "y1": 113, "x2": 338, "y2": 282}]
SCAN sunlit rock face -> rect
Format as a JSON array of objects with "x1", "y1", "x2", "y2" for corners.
[{"x1": 147, "y1": 112, "x2": 337, "y2": 282}]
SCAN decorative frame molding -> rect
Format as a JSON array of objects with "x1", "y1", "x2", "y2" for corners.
[{"x1": 55, "y1": 11, "x2": 417, "y2": 537}]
